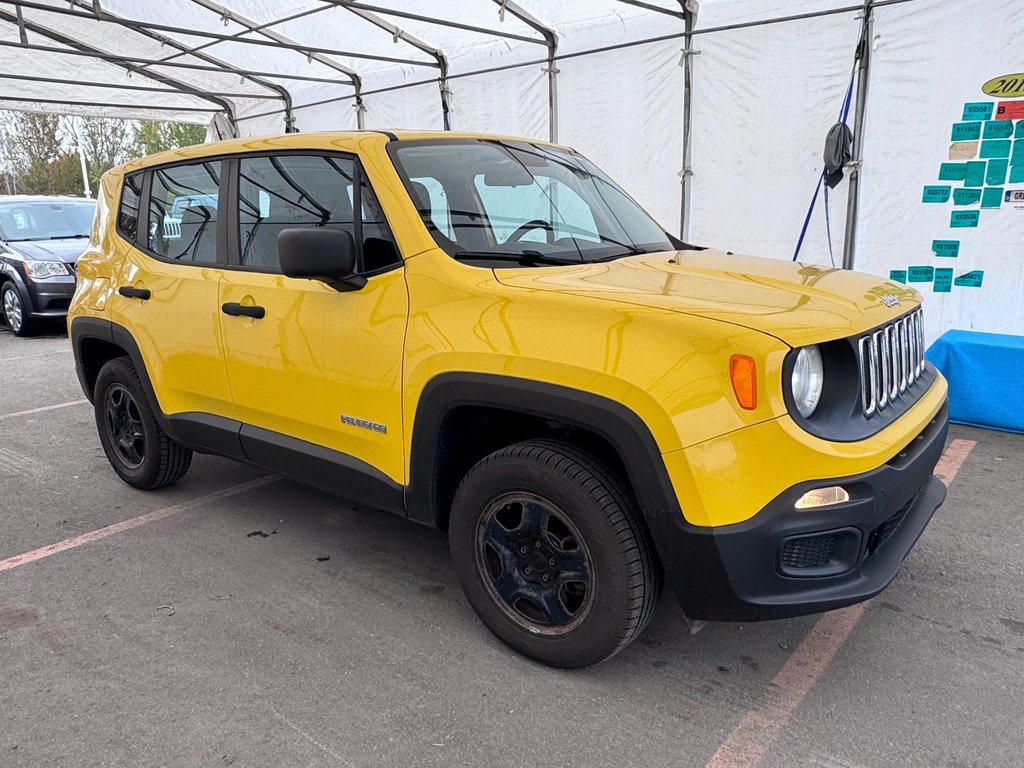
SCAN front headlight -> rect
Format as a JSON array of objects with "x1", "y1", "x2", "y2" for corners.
[
  {"x1": 23, "y1": 260, "x2": 70, "y2": 279},
  {"x1": 790, "y1": 345, "x2": 824, "y2": 418}
]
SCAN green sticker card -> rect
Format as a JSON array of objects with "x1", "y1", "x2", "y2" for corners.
[
  {"x1": 889, "y1": 269, "x2": 907, "y2": 284},
  {"x1": 954, "y1": 270, "x2": 984, "y2": 288},
  {"x1": 951, "y1": 210, "x2": 980, "y2": 228},
  {"x1": 1012, "y1": 140, "x2": 1024, "y2": 166},
  {"x1": 908, "y1": 266, "x2": 934, "y2": 283},
  {"x1": 939, "y1": 163, "x2": 968, "y2": 180},
  {"x1": 962, "y1": 102, "x2": 994, "y2": 121},
  {"x1": 980, "y1": 139, "x2": 1012, "y2": 159},
  {"x1": 953, "y1": 188, "x2": 982, "y2": 205},
  {"x1": 933, "y1": 268, "x2": 953, "y2": 293},
  {"x1": 984, "y1": 120, "x2": 1014, "y2": 139},
  {"x1": 1017, "y1": 121, "x2": 1024, "y2": 138},
  {"x1": 987, "y1": 158, "x2": 1009, "y2": 185},
  {"x1": 981, "y1": 187, "x2": 1004, "y2": 208},
  {"x1": 922, "y1": 185, "x2": 951, "y2": 203},
  {"x1": 931, "y1": 240, "x2": 960, "y2": 257},
  {"x1": 951, "y1": 122, "x2": 983, "y2": 141},
  {"x1": 964, "y1": 161, "x2": 986, "y2": 187},
  {"x1": 1011, "y1": 165, "x2": 1024, "y2": 183}
]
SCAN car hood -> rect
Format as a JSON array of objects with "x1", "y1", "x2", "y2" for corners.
[
  {"x1": 6, "y1": 238, "x2": 89, "y2": 263},
  {"x1": 492, "y1": 248, "x2": 921, "y2": 347}
]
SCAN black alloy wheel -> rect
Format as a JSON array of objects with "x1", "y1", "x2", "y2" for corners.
[
  {"x1": 450, "y1": 439, "x2": 662, "y2": 668},
  {"x1": 103, "y1": 383, "x2": 146, "y2": 468},
  {"x1": 476, "y1": 492, "x2": 595, "y2": 634},
  {"x1": 93, "y1": 357, "x2": 193, "y2": 490}
]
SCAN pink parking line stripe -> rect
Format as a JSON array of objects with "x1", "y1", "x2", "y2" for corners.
[
  {"x1": 0, "y1": 400, "x2": 88, "y2": 421},
  {"x1": 933, "y1": 438, "x2": 977, "y2": 487},
  {"x1": 704, "y1": 437, "x2": 977, "y2": 768},
  {"x1": 0, "y1": 475, "x2": 277, "y2": 573}
]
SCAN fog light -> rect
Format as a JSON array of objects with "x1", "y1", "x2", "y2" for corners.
[{"x1": 795, "y1": 486, "x2": 850, "y2": 510}]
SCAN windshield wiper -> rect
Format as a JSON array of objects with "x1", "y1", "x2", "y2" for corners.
[
  {"x1": 48, "y1": 234, "x2": 89, "y2": 240},
  {"x1": 451, "y1": 249, "x2": 582, "y2": 266}
]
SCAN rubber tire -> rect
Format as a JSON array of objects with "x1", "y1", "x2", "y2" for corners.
[
  {"x1": 94, "y1": 357, "x2": 193, "y2": 490},
  {"x1": 2, "y1": 283, "x2": 34, "y2": 337},
  {"x1": 449, "y1": 439, "x2": 662, "y2": 668}
]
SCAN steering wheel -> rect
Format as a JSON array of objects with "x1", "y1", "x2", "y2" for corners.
[{"x1": 505, "y1": 219, "x2": 554, "y2": 245}]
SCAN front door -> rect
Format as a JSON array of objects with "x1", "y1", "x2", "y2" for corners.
[{"x1": 218, "y1": 153, "x2": 408, "y2": 488}]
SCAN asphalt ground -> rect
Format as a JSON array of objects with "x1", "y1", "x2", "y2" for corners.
[{"x1": 1, "y1": 324, "x2": 1022, "y2": 768}]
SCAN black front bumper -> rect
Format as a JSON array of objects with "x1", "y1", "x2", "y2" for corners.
[
  {"x1": 657, "y1": 402, "x2": 949, "y2": 622},
  {"x1": 25, "y1": 276, "x2": 75, "y2": 317}
]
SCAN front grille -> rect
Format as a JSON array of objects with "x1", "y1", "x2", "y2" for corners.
[
  {"x1": 780, "y1": 534, "x2": 838, "y2": 570},
  {"x1": 857, "y1": 307, "x2": 925, "y2": 417}
]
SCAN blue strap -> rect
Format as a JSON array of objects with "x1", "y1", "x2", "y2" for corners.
[
  {"x1": 792, "y1": 170, "x2": 825, "y2": 262},
  {"x1": 793, "y1": 62, "x2": 858, "y2": 263}
]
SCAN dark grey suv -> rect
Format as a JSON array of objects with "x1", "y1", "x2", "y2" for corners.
[{"x1": 0, "y1": 196, "x2": 96, "y2": 336}]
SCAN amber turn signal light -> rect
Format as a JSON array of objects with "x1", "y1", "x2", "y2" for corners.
[{"x1": 730, "y1": 355, "x2": 757, "y2": 410}]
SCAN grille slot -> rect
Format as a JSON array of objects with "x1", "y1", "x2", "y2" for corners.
[
  {"x1": 858, "y1": 308, "x2": 924, "y2": 417},
  {"x1": 866, "y1": 493, "x2": 918, "y2": 557},
  {"x1": 780, "y1": 534, "x2": 837, "y2": 570}
]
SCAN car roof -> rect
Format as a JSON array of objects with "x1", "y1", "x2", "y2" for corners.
[
  {"x1": 0, "y1": 195, "x2": 95, "y2": 204},
  {"x1": 120, "y1": 130, "x2": 572, "y2": 175}
]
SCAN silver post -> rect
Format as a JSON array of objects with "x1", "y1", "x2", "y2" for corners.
[{"x1": 842, "y1": 0, "x2": 873, "y2": 271}]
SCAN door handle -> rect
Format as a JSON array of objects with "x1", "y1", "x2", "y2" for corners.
[
  {"x1": 118, "y1": 286, "x2": 150, "y2": 300},
  {"x1": 222, "y1": 302, "x2": 266, "y2": 319}
]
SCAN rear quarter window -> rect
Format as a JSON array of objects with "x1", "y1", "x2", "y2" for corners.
[{"x1": 117, "y1": 173, "x2": 143, "y2": 243}]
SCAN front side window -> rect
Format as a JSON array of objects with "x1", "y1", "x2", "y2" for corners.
[
  {"x1": 390, "y1": 140, "x2": 674, "y2": 266},
  {"x1": 238, "y1": 154, "x2": 400, "y2": 273},
  {"x1": 147, "y1": 161, "x2": 221, "y2": 263}
]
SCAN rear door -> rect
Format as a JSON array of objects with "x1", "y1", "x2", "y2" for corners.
[
  {"x1": 109, "y1": 160, "x2": 236, "y2": 421},
  {"x1": 218, "y1": 152, "x2": 408, "y2": 486}
]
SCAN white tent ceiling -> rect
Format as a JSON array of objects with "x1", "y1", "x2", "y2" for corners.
[{"x1": 0, "y1": 0, "x2": 693, "y2": 130}]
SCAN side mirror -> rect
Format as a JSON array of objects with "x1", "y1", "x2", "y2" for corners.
[{"x1": 278, "y1": 227, "x2": 366, "y2": 291}]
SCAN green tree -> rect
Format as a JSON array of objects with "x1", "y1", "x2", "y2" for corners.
[
  {"x1": 134, "y1": 120, "x2": 206, "y2": 156},
  {"x1": 0, "y1": 111, "x2": 82, "y2": 196}
]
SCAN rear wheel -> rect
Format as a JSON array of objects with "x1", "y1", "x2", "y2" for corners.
[
  {"x1": 2, "y1": 283, "x2": 33, "y2": 337},
  {"x1": 449, "y1": 439, "x2": 662, "y2": 668},
  {"x1": 94, "y1": 357, "x2": 192, "y2": 489}
]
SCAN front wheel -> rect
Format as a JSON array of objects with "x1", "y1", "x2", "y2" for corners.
[
  {"x1": 449, "y1": 439, "x2": 662, "y2": 668},
  {"x1": 94, "y1": 357, "x2": 192, "y2": 490},
  {"x1": 2, "y1": 283, "x2": 33, "y2": 337}
]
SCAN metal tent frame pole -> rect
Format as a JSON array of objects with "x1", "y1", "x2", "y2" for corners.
[
  {"x1": 679, "y1": 0, "x2": 698, "y2": 240},
  {"x1": 185, "y1": 0, "x2": 366, "y2": 130},
  {"x1": 492, "y1": 0, "x2": 558, "y2": 143},
  {"x1": 0, "y1": 8, "x2": 238, "y2": 128},
  {"x1": 325, "y1": 1, "x2": 451, "y2": 131},
  {"x1": 842, "y1": 0, "x2": 874, "y2": 271}
]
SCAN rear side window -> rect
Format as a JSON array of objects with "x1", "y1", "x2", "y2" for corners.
[
  {"x1": 237, "y1": 154, "x2": 400, "y2": 273},
  {"x1": 147, "y1": 161, "x2": 221, "y2": 263},
  {"x1": 118, "y1": 173, "x2": 143, "y2": 242}
]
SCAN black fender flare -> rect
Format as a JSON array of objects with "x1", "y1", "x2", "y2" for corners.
[{"x1": 404, "y1": 372, "x2": 685, "y2": 529}]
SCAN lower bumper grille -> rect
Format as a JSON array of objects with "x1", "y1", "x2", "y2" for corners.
[{"x1": 781, "y1": 534, "x2": 837, "y2": 570}]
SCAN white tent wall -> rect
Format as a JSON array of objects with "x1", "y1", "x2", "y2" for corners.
[
  {"x1": 554, "y1": 9, "x2": 686, "y2": 231},
  {"x1": 3, "y1": 0, "x2": 1023, "y2": 348},
  {"x1": 855, "y1": 0, "x2": 1024, "y2": 343},
  {"x1": 687, "y1": 1, "x2": 862, "y2": 264},
  {"x1": 445, "y1": 65, "x2": 547, "y2": 140}
]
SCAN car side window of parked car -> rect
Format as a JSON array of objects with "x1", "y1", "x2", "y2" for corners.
[
  {"x1": 146, "y1": 161, "x2": 221, "y2": 264},
  {"x1": 118, "y1": 173, "x2": 143, "y2": 243},
  {"x1": 237, "y1": 154, "x2": 401, "y2": 274}
]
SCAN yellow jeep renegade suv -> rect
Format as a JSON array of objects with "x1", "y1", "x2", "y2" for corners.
[{"x1": 69, "y1": 131, "x2": 949, "y2": 668}]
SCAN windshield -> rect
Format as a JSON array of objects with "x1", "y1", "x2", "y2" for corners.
[
  {"x1": 390, "y1": 140, "x2": 675, "y2": 266},
  {"x1": 0, "y1": 200, "x2": 96, "y2": 242}
]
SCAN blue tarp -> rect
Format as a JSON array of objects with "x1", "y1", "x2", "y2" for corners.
[{"x1": 926, "y1": 330, "x2": 1024, "y2": 434}]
